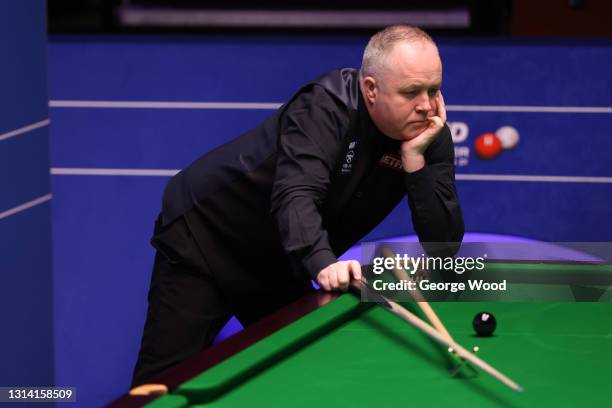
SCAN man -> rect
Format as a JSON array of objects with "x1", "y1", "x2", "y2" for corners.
[{"x1": 132, "y1": 24, "x2": 464, "y2": 387}]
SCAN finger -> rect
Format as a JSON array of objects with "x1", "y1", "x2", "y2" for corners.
[
  {"x1": 349, "y1": 260, "x2": 362, "y2": 281},
  {"x1": 337, "y1": 265, "x2": 350, "y2": 291},
  {"x1": 437, "y1": 91, "x2": 447, "y2": 123},
  {"x1": 429, "y1": 116, "x2": 444, "y2": 130},
  {"x1": 328, "y1": 265, "x2": 339, "y2": 290},
  {"x1": 317, "y1": 272, "x2": 331, "y2": 291}
]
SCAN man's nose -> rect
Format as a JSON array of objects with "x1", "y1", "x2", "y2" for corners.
[{"x1": 415, "y1": 92, "x2": 433, "y2": 113}]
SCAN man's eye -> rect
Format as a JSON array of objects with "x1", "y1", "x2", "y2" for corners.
[
  {"x1": 403, "y1": 91, "x2": 417, "y2": 98},
  {"x1": 428, "y1": 89, "x2": 439, "y2": 96}
]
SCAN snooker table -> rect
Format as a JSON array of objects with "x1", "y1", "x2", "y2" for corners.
[{"x1": 109, "y1": 261, "x2": 612, "y2": 407}]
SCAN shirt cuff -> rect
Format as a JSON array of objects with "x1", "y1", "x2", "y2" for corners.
[{"x1": 303, "y1": 249, "x2": 338, "y2": 280}]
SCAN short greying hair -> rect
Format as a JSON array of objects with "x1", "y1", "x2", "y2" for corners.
[{"x1": 360, "y1": 24, "x2": 435, "y2": 80}]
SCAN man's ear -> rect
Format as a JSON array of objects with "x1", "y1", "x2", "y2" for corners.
[{"x1": 361, "y1": 76, "x2": 377, "y2": 105}]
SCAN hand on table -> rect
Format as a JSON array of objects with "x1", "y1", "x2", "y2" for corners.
[{"x1": 316, "y1": 260, "x2": 362, "y2": 292}]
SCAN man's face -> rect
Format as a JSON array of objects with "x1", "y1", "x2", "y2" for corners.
[{"x1": 363, "y1": 40, "x2": 442, "y2": 141}]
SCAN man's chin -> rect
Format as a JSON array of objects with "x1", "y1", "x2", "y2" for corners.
[
  {"x1": 401, "y1": 130, "x2": 421, "y2": 141},
  {"x1": 402, "y1": 123, "x2": 428, "y2": 140},
  {"x1": 386, "y1": 128, "x2": 420, "y2": 141}
]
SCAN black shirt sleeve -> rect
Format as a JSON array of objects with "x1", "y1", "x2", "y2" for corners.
[
  {"x1": 270, "y1": 86, "x2": 350, "y2": 279},
  {"x1": 404, "y1": 124, "x2": 465, "y2": 257}
]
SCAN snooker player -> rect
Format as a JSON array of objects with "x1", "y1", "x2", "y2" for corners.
[{"x1": 132, "y1": 24, "x2": 464, "y2": 387}]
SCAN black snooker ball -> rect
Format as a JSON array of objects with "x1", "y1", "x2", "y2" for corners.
[{"x1": 472, "y1": 312, "x2": 496, "y2": 337}]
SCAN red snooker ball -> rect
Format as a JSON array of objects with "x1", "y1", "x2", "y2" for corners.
[{"x1": 474, "y1": 132, "x2": 502, "y2": 159}]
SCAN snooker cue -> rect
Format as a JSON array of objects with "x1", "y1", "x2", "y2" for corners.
[
  {"x1": 381, "y1": 248, "x2": 455, "y2": 342},
  {"x1": 351, "y1": 279, "x2": 524, "y2": 393},
  {"x1": 380, "y1": 248, "x2": 478, "y2": 375}
]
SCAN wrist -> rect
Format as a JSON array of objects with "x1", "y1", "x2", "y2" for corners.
[{"x1": 402, "y1": 153, "x2": 425, "y2": 173}]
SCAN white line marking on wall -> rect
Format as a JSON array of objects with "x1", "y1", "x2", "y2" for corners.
[
  {"x1": 50, "y1": 168, "x2": 180, "y2": 177},
  {"x1": 0, "y1": 119, "x2": 50, "y2": 143},
  {"x1": 457, "y1": 174, "x2": 612, "y2": 183},
  {"x1": 0, "y1": 194, "x2": 53, "y2": 220},
  {"x1": 49, "y1": 167, "x2": 612, "y2": 183},
  {"x1": 49, "y1": 100, "x2": 281, "y2": 110},
  {"x1": 48, "y1": 100, "x2": 612, "y2": 113}
]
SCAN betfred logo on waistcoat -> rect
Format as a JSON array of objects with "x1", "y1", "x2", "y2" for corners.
[{"x1": 379, "y1": 152, "x2": 403, "y2": 172}]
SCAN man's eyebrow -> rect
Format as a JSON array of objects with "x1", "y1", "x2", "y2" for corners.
[{"x1": 399, "y1": 82, "x2": 441, "y2": 92}]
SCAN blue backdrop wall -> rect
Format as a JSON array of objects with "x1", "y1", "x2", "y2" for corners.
[
  {"x1": 47, "y1": 35, "x2": 612, "y2": 406},
  {"x1": 0, "y1": 0, "x2": 53, "y2": 391}
]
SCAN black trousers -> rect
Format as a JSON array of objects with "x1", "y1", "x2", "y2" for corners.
[{"x1": 131, "y1": 213, "x2": 312, "y2": 387}]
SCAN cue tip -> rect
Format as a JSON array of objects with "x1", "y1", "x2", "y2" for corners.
[{"x1": 516, "y1": 386, "x2": 524, "y2": 393}]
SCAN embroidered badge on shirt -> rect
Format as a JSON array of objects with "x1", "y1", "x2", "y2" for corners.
[
  {"x1": 379, "y1": 152, "x2": 403, "y2": 172},
  {"x1": 341, "y1": 141, "x2": 357, "y2": 174}
]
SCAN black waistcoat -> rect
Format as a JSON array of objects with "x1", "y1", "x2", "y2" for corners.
[{"x1": 160, "y1": 68, "x2": 406, "y2": 285}]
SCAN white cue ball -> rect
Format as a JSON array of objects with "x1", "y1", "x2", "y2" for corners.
[{"x1": 495, "y1": 126, "x2": 520, "y2": 150}]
